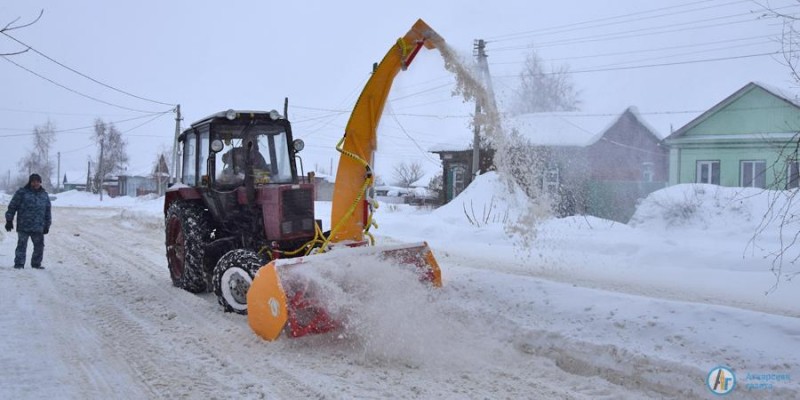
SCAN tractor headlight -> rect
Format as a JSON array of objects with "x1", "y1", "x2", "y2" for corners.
[
  {"x1": 293, "y1": 139, "x2": 305, "y2": 153},
  {"x1": 225, "y1": 109, "x2": 237, "y2": 120},
  {"x1": 210, "y1": 139, "x2": 224, "y2": 153},
  {"x1": 269, "y1": 110, "x2": 283, "y2": 120}
]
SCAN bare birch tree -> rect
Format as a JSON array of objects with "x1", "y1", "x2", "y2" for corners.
[
  {"x1": 92, "y1": 119, "x2": 128, "y2": 193},
  {"x1": 17, "y1": 120, "x2": 56, "y2": 190},
  {"x1": 509, "y1": 50, "x2": 581, "y2": 115}
]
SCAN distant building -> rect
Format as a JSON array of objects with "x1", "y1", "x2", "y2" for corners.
[
  {"x1": 433, "y1": 107, "x2": 668, "y2": 222},
  {"x1": 117, "y1": 156, "x2": 171, "y2": 197},
  {"x1": 61, "y1": 170, "x2": 88, "y2": 192}
]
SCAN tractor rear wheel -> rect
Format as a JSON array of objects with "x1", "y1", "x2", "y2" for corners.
[
  {"x1": 165, "y1": 201, "x2": 212, "y2": 293},
  {"x1": 213, "y1": 249, "x2": 264, "y2": 314}
]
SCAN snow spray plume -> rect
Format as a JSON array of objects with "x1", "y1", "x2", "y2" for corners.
[
  {"x1": 284, "y1": 254, "x2": 504, "y2": 369},
  {"x1": 437, "y1": 42, "x2": 550, "y2": 251}
]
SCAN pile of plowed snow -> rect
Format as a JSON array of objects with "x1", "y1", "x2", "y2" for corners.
[{"x1": 630, "y1": 183, "x2": 799, "y2": 233}]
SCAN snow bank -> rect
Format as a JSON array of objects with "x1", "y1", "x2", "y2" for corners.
[
  {"x1": 629, "y1": 184, "x2": 797, "y2": 232},
  {"x1": 432, "y1": 171, "x2": 532, "y2": 227}
]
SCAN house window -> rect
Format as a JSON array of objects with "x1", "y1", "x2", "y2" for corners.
[
  {"x1": 696, "y1": 161, "x2": 720, "y2": 185},
  {"x1": 788, "y1": 160, "x2": 799, "y2": 189},
  {"x1": 447, "y1": 164, "x2": 468, "y2": 200},
  {"x1": 740, "y1": 160, "x2": 766, "y2": 188},
  {"x1": 543, "y1": 163, "x2": 559, "y2": 193},
  {"x1": 642, "y1": 162, "x2": 654, "y2": 182}
]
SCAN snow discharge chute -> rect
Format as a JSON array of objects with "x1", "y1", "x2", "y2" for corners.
[{"x1": 247, "y1": 19, "x2": 445, "y2": 341}]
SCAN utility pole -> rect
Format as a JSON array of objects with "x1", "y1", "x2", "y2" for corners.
[
  {"x1": 99, "y1": 140, "x2": 104, "y2": 201},
  {"x1": 172, "y1": 104, "x2": 182, "y2": 184},
  {"x1": 471, "y1": 39, "x2": 497, "y2": 179},
  {"x1": 86, "y1": 161, "x2": 92, "y2": 192},
  {"x1": 472, "y1": 39, "x2": 487, "y2": 178},
  {"x1": 57, "y1": 152, "x2": 61, "y2": 192}
]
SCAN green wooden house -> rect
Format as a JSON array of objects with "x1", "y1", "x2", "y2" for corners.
[{"x1": 665, "y1": 82, "x2": 800, "y2": 189}]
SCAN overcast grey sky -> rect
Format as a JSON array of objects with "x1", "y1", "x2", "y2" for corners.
[{"x1": 1, "y1": 0, "x2": 796, "y2": 185}]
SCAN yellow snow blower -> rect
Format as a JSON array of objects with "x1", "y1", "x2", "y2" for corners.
[{"x1": 246, "y1": 19, "x2": 445, "y2": 340}]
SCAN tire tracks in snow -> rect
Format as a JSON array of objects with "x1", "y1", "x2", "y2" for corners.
[
  {"x1": 47, "y1": 207, "x2": 324, "y2": 399},
  {"x1": 28, "y1": 206, "x2": 725, "y2": 399}
]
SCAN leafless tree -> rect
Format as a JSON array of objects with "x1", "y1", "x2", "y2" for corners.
[
  {"x1": 747, "y1": 133, "x2": 800, "y2": 288},
  {"x1": 756, "y1": 1, "x2": 800, "y2": 82},
  {"x1": 92, "y1": 119, "x2": 128, "y2": 193},
  {"x1": 748, "y1": 2, "x2": 800, "y2": 287},
  {"x1": 508, "y1": 50, "x2": 581, "y2": 115},
  {"x1": 17, "y1": 120, "x2": 56, "y2": 190},
  {"x1": 392, "y1": 161, "x2": 425, "y2": 188},
  {"x1": 1, "y1": 10, "x2": 43, "y2": 56}
]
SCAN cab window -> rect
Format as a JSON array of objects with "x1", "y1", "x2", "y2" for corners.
[{"x1": 182, "y1": 131, "x2": 197, "y2": 186}]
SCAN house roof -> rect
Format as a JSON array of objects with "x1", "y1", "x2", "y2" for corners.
[
  {"x1": 430, "y1": 108, "x2": 658, "y2": 152},
  {"x1": 61, "y1": 170, "x2": 88, "y2": 185},
  {"x1": 503, "y1": 111, "x2": 612, "y2": 147},
  {"x1": 665, "y1": 82, "x2": 800, "y2": 141}
]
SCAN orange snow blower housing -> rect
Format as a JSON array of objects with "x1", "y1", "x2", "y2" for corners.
[{"x1": 246, "y1": 19, "x2": 444, "y2": 341}]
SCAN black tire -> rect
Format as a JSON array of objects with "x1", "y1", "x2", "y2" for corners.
[
  {"x1": 213, "y1": 249, "x2": 265, "y2": 314},
  {"x1": 165, "y1": 201, "x2": 212, "y2": 293}
]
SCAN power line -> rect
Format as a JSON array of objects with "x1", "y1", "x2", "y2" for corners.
[
  {"x1": 491, "y1": 33, "x2": 775, "y2": 65},
  {"x1": 0, "y1": 106, "x2": 149, "y2": 117},
  {"x1": 325, "y1": 49, "x2": 785, "y2": 107},
  {"x1": 121, "y1": 111, "x2": 173, "y2": 135},
  {"x1": 491, "y1": 10, "x2": 774, "y2": 53},
  {"x1": 1, "y1": 31, "x2": 176, "y2": 107},
  {"x1": 487, "y1": 0, "x2": 749, "y2": 43},
  {"x1": 388, "y1": 82, "x2": 454, "y2": 102},
  {"x1": 1, "y1": 55, "x2": 165, "y2": 113},
  {"x1": 588, "y1": 39, "x2": 777, "y2": 69},
  {"x1": 509, "y1": 50, "x2": 782, "y2": 76},
  {"x1": 0, "y1": 110, "x2": 173, "y2": 137}
]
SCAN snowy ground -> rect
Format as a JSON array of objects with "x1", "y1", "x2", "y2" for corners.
[{"x1": 1, "y1": 174, "x2": 798, "y2": 399}]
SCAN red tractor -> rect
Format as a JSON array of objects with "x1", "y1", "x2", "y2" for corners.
[{"x1": 164, "y1": 109, "x2": 317, "y2": 314}]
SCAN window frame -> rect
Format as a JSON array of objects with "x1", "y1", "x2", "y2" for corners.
[
  {"x1": 696, "y1": 160, "x2": 720, "y2": 185},
  {"x1": 182, "y1": 131, "x2": 198, "y2": 186},
  {"x1": 642, "y1": 162, "x2": 654, "y2": 183},
  {"x1": 543, "y1": 163, "x2": 560, "y2": 193},
  {"x1": 739, "y1": 160, "x2": 766, "y2": 188},
  {"x1": 787, "y1": 159, "x2": 799, "y2": 189}
]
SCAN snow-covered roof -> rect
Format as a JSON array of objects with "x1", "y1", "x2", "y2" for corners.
[
  {"x1": 428, "y1": 140, "x2": 472, "y2": 153},
  {"x1": 119, "y1": 162, "x2": 158, "y2": 178},
  {"x1": 503, "y1": 112, "x2": 617, "y2": 147},
  {"x1": 667, "y1": 82, "x2": 800, "y2": 141},
  {"x1": 61, "y1": 170, "x2": 88, "y2": 184},
  {"x1": 753, "y1": 81, "x2": 800, "y2": 108},
  {"x1": 429, "y1": 110, "x2": 646, "y2": 151}
]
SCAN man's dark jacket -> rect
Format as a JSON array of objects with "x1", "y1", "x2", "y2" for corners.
[{"x1": 5, "y1": 185, "x2": 51, "y2": 233}]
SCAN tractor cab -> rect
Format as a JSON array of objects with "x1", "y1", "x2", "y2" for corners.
[{"x1": 177, "y1": 109, "x2": 304, "y2": 189}]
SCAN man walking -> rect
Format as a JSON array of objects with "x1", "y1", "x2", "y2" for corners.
[{"x1": 5, "y1": 173, "x2": 52, "y2": 269}]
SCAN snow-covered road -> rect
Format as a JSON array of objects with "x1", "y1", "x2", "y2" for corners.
[{"x1": 0, "y1": 204, "x2": 797, "y2": 399}]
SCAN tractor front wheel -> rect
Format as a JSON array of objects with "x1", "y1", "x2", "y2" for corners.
[{"x1": 213, "y1": 249, "x2": 265, "y2": 314}]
